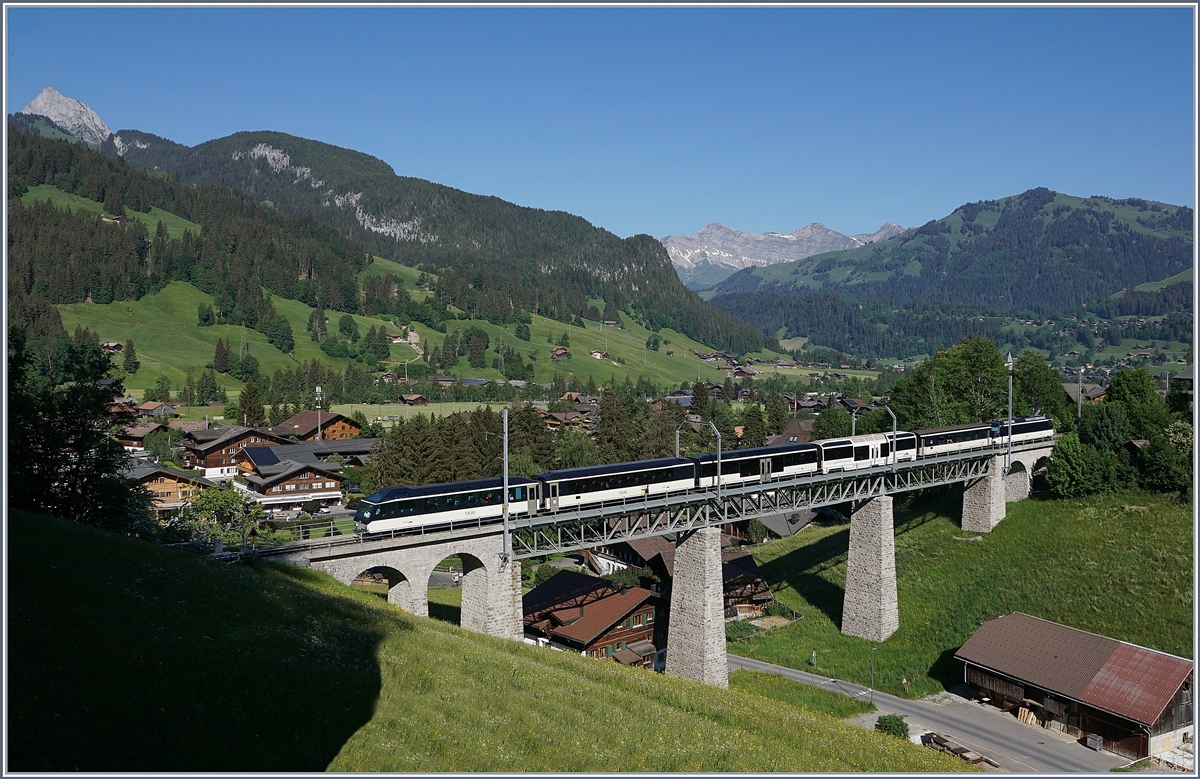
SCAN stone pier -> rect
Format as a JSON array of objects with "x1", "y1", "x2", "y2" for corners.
[
  {"x1": 962, "y1": 455, "x2": 1006, "y2": 533},
  {"x1": 841, "y1": 496, "x2": 898, "y2": 642},
  {"x1": 665, "y1": 526, "x2": 728, "y2": 687}
]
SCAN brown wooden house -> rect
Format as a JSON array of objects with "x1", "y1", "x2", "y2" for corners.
[
  {"x1": 122, "y1": 462, "x2": 217, "y2": 511},
  {"x1": 116, "y1": 422, "x2": 165, "y2": 452},
  {"x1": 235, "y1": 461, "x2": 345, "y2": 509},
  {"x1": 275, "y1": 410, "x2": 361, "y2": 441},
  {"x1": 523, "y1": 570, "x2": 664, "y2": 669},
  {"x1": 177, "y1": 425, "x2": 291, "y2": 480},
  {"x1": 956, "y1": 612, "x2": 1193, "y2": 760}
]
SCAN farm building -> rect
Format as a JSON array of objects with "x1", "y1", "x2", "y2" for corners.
[{"x1": 956, "y1": 612, "x2": 1193, "y2": 760}]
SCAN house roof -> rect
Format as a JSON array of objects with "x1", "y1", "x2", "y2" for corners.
[
  {"x1": 121, "y1": 462, "x2": 217, "y2": 488},
  {"x1": 523, "y1": 570, "x2": 655, "y2": 648},
  {"x1": 242, "y1": 460, "x2": 345, "y2": 489},
  {"x1": 1062, "y1": 383, "x2": 1106, "y2": 403},
  {"x1": 767, "y1": 417, "x2": 815, "y2": 446},
  {"x1": 955, "y1": 612, "x2": 1193, "y2": 727},
  {"x1": 278, "y1": 410, "x2": 360, "y2": 438},
  {"x1": 119, "y1": 422, "x2": 164, "y2": 440},
  {"x1": 181, "y1": 425, "x2": 291, "y2": 453}
]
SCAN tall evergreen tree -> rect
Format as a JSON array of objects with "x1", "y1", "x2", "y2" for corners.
[
  {"x1": 237, "y1": 380, "x2": 267, "y2": 426},
  {"x1": 122, "y1": 340, "x2": 139, "y2": 374},
  {"x1": 213, "y1": 338, "x2": 230, "y2": 373}
]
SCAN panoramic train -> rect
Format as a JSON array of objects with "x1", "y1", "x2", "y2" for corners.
[{"x1": 354, "y1": 415, "x2": 1054, "y2": 534}]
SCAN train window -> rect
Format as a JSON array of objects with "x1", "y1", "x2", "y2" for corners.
[
  {"x1": 511, "y1": 486, "x2": 524, "y2": 501},
  {"x1": 825, "y1": 445, "x2": 852, "y2": 460},
  {"x1": 898, "y1": 437, "x2": 916, "y2": 450},
  {"x1": 881, "y1": 442, "x2": 890, "y2": 458},
  {"x1": 854, "y1": 445, "x2": 869, "y2": 461}
]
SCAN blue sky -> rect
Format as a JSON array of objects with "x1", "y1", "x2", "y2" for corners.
[{"x1": 5, "y1": 6, "x2": 1195, "y2": 239}]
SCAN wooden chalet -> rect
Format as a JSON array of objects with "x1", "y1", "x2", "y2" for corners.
[
  {"x1": 767, "y1": 417, "x2": 815, "y2": 446},
  {"x1": 401, "y1": 393, "x2": 429, "y2": 406},
  {"x1": 117, "y1": 422, "x2": 165, "y2": 452},
  {"x1": 234, "y1": 459, "x2": 345, "y2": 509},
  {"x1": 276, "y1": 410, "x2": 361, "y2": 442},
  {"x1": 137, "y1": 401, "x2": 177, "y2": 419},
  {"x1": 523, "y1": 570, "x2": 664, "y2": 668},
  {"x1": 721, "y1": 550, "x2": 773, "y2": 618},
  {"x1": 956, "y1": 613, "x2": 1193, "y2": 759},
  {"x1": 122, "y1": 462, "x2": 216, "y2": 511},
  {"x1": 177, "y1": 425, "x2": 292, "y2": 480}
]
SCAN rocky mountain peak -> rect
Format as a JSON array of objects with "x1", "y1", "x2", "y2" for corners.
[
  {"x1": 661, "y1": 219, "x2": 904, "y2": 290},
  {"x1": 21, "y1": 87, "x2": 111, "y2": 144}
]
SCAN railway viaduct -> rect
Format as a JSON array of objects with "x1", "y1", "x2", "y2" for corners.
[{"x1": 277, "y1": 444, "x2": 1052, "y2": 687}]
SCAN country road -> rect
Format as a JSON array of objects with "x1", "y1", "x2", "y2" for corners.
[{"x1": 728, "y1": 654, "x2": 1132, "y2": 773}]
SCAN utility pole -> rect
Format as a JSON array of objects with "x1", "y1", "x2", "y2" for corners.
[
  {"x1": 1005, "y1": 353, "x2": 1014, "y2": 474},
  {"x1": 500, "y1": 407, "x2": 511, "y2": 571},
  {"x1": 316, "y1": 385, "x2": 323, "y2": 441}
]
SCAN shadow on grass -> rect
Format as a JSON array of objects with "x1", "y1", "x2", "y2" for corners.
[
  {"x1": 8, "y1": 511, "x2": 392, "y2": 772},
  {"x1": 427, "y1": 600, "x2": 463, "y2": 625}
]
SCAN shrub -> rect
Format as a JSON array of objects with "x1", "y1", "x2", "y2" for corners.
[
  {"x1": 875, "y1": 714, "x2": 909, "y2": 739},
  {"x1": 725, "y1": 620, "x2": 762, "y2": 642},
  {"x1": 747, "y1": 518, "x2": 768, "y2": 544},
  {"x1": 533, "y1": 563, "x2": 559, "y2": 587}
]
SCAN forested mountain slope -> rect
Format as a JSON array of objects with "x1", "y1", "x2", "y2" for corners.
[
  {"x1": 103, "y1": 128, "x2": 769, "y2": 353},
  {"x1": 709, "y1": 188, "x2": 1192, "y2": 357},
  {"x1": 711, "y1": 188, "x2": 1192, "y2": 312}
]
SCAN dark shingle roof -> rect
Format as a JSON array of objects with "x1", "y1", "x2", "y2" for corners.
[
  {"x1": 523, "y1": 570, "x2": 655, "y2": 647},
  {"x1": 955, "y1": 612, "x2": 1192, "y2": 726}
]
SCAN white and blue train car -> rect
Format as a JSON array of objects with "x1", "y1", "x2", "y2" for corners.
[
  {"x1": 815, "y1": 433, "x2": 899, "y2": 473},
  {"x1": 537, "y1": 457, "x2": 695, "y2": 511},
  {"x1": 691, "y1": 444, "x2": 820, "y2": 489},
  {"x1": 914, "y1": 422, "x2": 994, "y2": 458},
  {"x1": 356, "y1": 476, "x2": 540, "y2": 533},
  {"x1": 991, "y1": 415, "x2": 1055, "y2": 447}
]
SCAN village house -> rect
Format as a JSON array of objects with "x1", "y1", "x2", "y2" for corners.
[
  {"x1": 116, "y1": 422, "x2": 165, "y2": 452},
  {"x1": 137, "y1": 401, "x2": 177, "y2": 420},
  {"x1": 956, "y1": 612, "x2": 1193, "y2": 761},
  {"x1": 767, "y1": 417, "x2": 815, "y2": 446},
  {"x1": 233, "y1": 438, "x2": 377, "y2": 479},
  {"x1": 523, "y1": 570, "x2": 664, "y2": 669},
  {"x1": 401, "y1": 393, "x2": 429, "y2": 406},
  {"x1": 177, "y1": 425, "x2": 292, "y2": 480},
  {"x1": 233, "y1": 459, "x2": 345, "y2": 510},
  {"x1": 275, "y1": 410, "x2": 362, "y2": 442},
  {"x1": 168, "y1": 419, "x2": 208, "y2": 434},
  {"x1": 1062, "y1": 382, "x2": 1107, "y2": 406},
  {"x1": 121, "y1": 461, "x2": 216, "y2": 511},
  {"x1": 597, "y1": 535, "x2": 773, "y2": 619}
]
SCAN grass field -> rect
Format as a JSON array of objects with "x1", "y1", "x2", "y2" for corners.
[
  {"x1": 730, "y1": 490, "x2": 1193, "y2": 699},
  {"x1": 58, "y1": 277, "x2": 790, "y2": 398},
  {"x1": 8, "y1": 510, "x2": 966, "y2": 772},
  {"x1": 22, "y1": 183, "x2": 202, "y2": 241}
]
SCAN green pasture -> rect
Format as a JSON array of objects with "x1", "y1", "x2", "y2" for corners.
[
  {"x1": 22, "y1": 184, "x2": 201, "y2": 241},
  {"x1": 8, "y1": 510, "x2": 965, "y2": 772},
  {"x1": 731, "y1": 490, "x2": 1193, "y2": 699}
]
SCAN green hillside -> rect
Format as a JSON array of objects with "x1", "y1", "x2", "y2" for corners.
[
  {"x1": 107, "y1": 127, "x2": 771, "y2": 353},
  {"x1": 22, "y1": 183, "x2": 200, "y2": 240},
  {"x1": 712, "y1": 188, "x2": 1192, "y2": 312},
  {"x1": 57, "y1": 275, "x2": 778, "y2": 398},
  {"x1": 8, "y1": 510, "x2": 965, "y2": 772},
  {"x1": 733, "y1": 490, "x2": 1193, "y2": 699}
]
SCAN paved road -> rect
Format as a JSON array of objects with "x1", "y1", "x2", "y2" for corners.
[{"x1": 728, "y1": 654, "x2": 1130, "y2": 773}]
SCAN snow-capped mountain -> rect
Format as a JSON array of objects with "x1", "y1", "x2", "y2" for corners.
[
  {"x1": 662, "y1": 221, "x2": 905, "y2": 290},
  {"x1": 21, "y1": 87, "x2": 111, "y2": 144}
]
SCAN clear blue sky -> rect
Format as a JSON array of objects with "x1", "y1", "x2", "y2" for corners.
[{"x1": 5, "y1": 6, "x2": 1195, "y2": 239}]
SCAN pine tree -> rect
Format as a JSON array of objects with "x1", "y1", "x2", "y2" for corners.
[
  {"x1": 213, "y1": 338, "x2": 230, "y2": 373},
  {"x1": 740, "y1": 403, "x2": 767, "y2": 448},
  {"x1": 237, "y1": 380, "x2": 267, "y2": 427},
  {"x1": 122, "y1": 340, "x2": 139, "y2": 374}
]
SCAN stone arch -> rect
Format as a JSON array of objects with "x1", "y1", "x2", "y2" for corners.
[
  {"x1": 1003, "y1": 460, "x2": 1030, "y2": 503},
  {"x1": 352, "y1": 565, "x2": 413, "y2": 609},
  {"x1": 308, "y1": 534, "x2": 522, "y2": 639}
]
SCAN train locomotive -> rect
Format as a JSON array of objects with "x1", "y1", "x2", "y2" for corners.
[{"x1": 355, "y1": 415, "x2": 1054, "y2": 534}]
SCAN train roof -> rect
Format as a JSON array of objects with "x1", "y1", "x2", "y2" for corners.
[
  {"x1": 538, "y1": 457, "x2": 692, "y2": 481},
  {"x1": 363, "y1": 475, "x2": 538, "y2": 504},
  {"x1": 914, "y1": 421, "x2": 994, "y2": 436},
  {"x1": 690, "y1": 443, "x2": 816, "y2": 462}
]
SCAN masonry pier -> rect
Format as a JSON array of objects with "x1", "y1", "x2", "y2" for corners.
[
  {"x1": 840, "y1": 496, "x2": 898, "y2": 642},
  {"x1": 664, "y1": 525, "x2": 728, "y2": 687}
]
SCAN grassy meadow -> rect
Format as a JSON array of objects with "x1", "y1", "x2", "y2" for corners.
[
  {"x1": 8, "y1": 510, "x2": 966, "y2": 773},
  {"x1": 731, "y1": 490, "x2": 1193, "y2": 699},
  {"x1": 22, "y1": 183, "x2": 201, "y2": 240}
]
